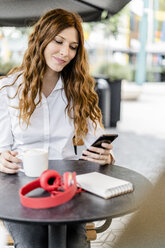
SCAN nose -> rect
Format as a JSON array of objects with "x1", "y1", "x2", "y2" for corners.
[{"x1": 60, "y1": 44, "x2": 69, "y2": 56}]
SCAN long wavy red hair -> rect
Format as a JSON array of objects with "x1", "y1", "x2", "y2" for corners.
[{"x1": 0, "y1": 8, "x2": 103, "y2": 142}]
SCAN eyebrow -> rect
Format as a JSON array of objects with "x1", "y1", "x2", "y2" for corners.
[{"x1": 56, "y1": 35, "x2": 79, "y2": 45}]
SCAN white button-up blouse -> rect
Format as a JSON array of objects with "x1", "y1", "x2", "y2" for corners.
[{"x1": 0, "y1": 73, "x2": 105, "y2": 160}]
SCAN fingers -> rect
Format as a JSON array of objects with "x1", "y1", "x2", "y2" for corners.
[
  {"x1": 0, "y1": 164, "x2": 19, "y2": 174},
  {"x1": 0, "y1": 150, "x2": 22, "y2": 174},
  {"x1": 86, "y1": 143, "x2": 113, "y2": 156},
  {"x1": 4, "y1": 151, "x2": 22, "y2": 163},
  {"x1": 82, "y1": 149, "x2": 107, "y2": 160},
  {"x1": 80, "y1": 143, "x2": 113, "y2": 166}
]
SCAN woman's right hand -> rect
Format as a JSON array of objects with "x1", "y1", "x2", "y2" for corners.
[{"x1": 0, "y1": 150, "x2": 22, "y2": 174}]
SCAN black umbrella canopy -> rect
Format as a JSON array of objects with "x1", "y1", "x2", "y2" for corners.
[{"x1": 0, "y1": 0, "x2": 131, "y2": 27}]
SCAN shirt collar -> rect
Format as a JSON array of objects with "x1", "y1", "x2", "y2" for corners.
[{"x1": 52, "y1": 76, "x2": 64, "y2": 92}]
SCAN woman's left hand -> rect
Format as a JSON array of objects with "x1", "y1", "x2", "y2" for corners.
[{"x1": 80, "y1": 143, "x2": 113, "y2": 165}]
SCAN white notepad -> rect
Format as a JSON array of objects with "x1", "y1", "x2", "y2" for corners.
[{"x1": 76, "y1": 172, "x2": 133, "y2": 199}]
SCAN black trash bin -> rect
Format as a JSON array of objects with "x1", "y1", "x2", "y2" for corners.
[
  {"x1": 108, "y1": 79, "x2": 121, "y2": 127},
  {"x1": 95, "y1": 78, "x2": 111, "y2": 128},
  {"x1": 95, "y1": 76, "x2": 121, "y2": 128}
]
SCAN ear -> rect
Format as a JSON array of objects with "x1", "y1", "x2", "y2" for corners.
[{"x1": 40, "y1": 170, "x2": 61, "y2": 191}]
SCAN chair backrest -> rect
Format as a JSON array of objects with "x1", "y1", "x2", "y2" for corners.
[
  {"x1": 0, "y1": 221, "x2": 7, "y2": 246},
  {"x1": 72, "y1": 136, "x2": 84, "y2": 155}
]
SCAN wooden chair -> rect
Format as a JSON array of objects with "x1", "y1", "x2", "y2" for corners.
[
  {"x1": 0, "y1": 221, "x2": 14, "y2": 245},
  {"x1": 72, "y1": 136, "x2": 84, "y2": 155}
]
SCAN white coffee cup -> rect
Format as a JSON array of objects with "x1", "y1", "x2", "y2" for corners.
[{"x1": 23, "y1": 149, "x2": 48, "y2": 177}]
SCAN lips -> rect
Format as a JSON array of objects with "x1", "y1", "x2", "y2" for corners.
[{"x1": 53, "y1": 56, "x2": 66, "y2": 64}]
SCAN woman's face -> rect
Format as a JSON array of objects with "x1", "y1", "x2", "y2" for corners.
[{"x1": 44, "y1": 27, "x2": 79, "y2": 73}]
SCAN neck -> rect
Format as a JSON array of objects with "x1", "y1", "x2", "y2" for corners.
[
  {"x1": 43, "y1": 68, "x2": 60, "y2": 87},
  {"x1": 42, "y1": 68, "x2": 60, "y2": 97}
]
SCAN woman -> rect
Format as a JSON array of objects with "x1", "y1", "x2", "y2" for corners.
[{"x1": 0, "y1": 8, "x2": 113, "y2": 248}]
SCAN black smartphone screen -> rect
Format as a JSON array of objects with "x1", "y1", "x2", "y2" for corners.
[{"x1": 90, "y1": 134, "x2": 118, "y2": 148}]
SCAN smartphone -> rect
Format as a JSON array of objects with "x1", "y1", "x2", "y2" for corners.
[
  {"x1": 90, "y1": 134, "x2": 118, "y2": 148},
  {"x1": 80, "y1": 134, "x2": 118, "y2": 159}
]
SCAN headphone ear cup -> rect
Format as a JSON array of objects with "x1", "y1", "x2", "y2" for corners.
[
  {"x1": 40, "y1": 170, "x2": 61, "y2": 191},
  {"x1": 63, "y1": 172, "x2": 70, "y2": 190}
]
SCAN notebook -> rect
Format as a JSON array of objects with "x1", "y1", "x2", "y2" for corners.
[{"x1": 76, "y1": 172, "x2": 133, "y2": 199}]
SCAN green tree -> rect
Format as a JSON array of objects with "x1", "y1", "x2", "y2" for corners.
[{"x1": 83, "y1": 6, "x2": 129, "y2": 39}]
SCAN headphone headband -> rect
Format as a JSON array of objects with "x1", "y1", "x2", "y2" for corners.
[{"x1": 19, "y1": 170, "x2": 78, "y2": 209}]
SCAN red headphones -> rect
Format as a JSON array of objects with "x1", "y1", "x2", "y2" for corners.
[{"x1": 19, "y1": 170, "x2": 78, "y2": 209}]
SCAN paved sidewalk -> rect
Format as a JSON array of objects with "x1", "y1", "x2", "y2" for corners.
[
  {"x1": 90, "y1": 82, "x2": 165, "y2": 248},
  {"x1": 112, "y1": 82, "x2": 165, "y2": 183}
]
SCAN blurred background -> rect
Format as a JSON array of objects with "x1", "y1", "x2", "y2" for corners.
[
  {"x1": 0, "y1": 1, "x2": 165, "y2": 247},
  {"x1": 1, "y1": 0, "x2": 165, "y2": 84}
]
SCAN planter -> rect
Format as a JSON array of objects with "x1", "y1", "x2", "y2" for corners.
[
  {"x1": 160, "y1": 72, "x2": 165, "y2": 82},
  {"x1": 121, "y1": 81, "x2": 142, "y2": 101}
]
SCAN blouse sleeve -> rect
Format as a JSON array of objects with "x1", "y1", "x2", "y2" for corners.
[{"x1": 0, "y1": 88, "x2": 13, "y2": 152}]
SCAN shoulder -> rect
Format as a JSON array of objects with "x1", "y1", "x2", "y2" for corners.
[{"x1": 0, "y1": 71, "x2": 23, "y2": 94}]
